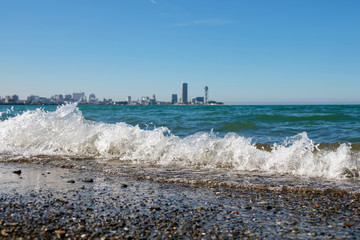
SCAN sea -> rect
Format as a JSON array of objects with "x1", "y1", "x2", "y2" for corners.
[{"x1": 0, "y1": 104, "x2": 359, "y2": 192}]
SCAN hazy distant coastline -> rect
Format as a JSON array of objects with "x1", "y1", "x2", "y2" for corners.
[{"x1": 0, "y1": 83, "x2": 224, "y2": 106}]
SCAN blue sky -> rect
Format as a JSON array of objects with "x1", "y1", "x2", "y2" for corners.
[{"x1": 1, "y1": 0, "x2": 359, "y2": 104}]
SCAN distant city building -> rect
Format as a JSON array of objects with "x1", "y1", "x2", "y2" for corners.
[
  {"x1": 88, "y1": 93, "x2": 98, "y2": 104},
  {"x1": 2, "y1": 95, "x2": 21, "y2": 104},
  {"x1": 103, "y1": 98, "x2": 113, "y2": 105},
  {"x1": 139, "y1": 96, "x2": 151, "y2": 105},
  {"x1": 193, "y1": 97, "x2": 204, "y2": 104},
  {"x1": 171, "y1": 94, "x2": 178, "y2": 104},
  {"x1": 191, "y1": 97, "x2": 204, "y2": 104},
  {"x1": 1, "y1": 83, "x2": 221, "y2": 106},
  {"x1": 55, "y1": 94, "x2": 64, "y2": 101},
  {"x1": 150, "y1": 94, "x2": 156, "y2": 105},
  {"x1": 64, "y1": 94, "x2": 72, "y2": 102},
  {"x1": 4, "y1": 96, "x2": 11, "y2": 104},
  {"x1": 204, "y1": 86, "x2": 208, "y2": 105},
  {"x1": 38, "y1": 97, "x2": 51, "y2": 104},
  {"x1": 181, "y1": 83, "x2": 188, "y2": 104},
  {"x1": 73, "y1": 92, "x2": 85, "y2": 102},
  {"x1": 53, "y1": 94, "x2": 64, "y2": 104},
  {"x1": 27, "y1": 95, "x2": 39, "y2": 104},
  {"x1": 12, "y1": 95, "x2": 19, "y2": 103},
  {"x1": 1, "y1": 95, "x2": 21, "y2": 104}
]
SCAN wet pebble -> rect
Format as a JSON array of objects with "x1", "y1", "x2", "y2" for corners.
[
  {"x1": 149, "y1": 206, "x2": 161, "y2": 211},
  {"x1": 83, "y1": 178, "x2": 94, "y2": 183},
  {"x1": 1, "y1": 163, "x2": 359, "y2": 239},
  {"x1": 12, "y1": 170, "x2": 22, "y2": 175}
]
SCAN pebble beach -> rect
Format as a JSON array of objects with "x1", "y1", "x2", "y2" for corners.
[{"x1": 0, "y1": 162, "x2": 359, "y2": 239}]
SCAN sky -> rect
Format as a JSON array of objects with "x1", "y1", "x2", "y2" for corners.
[{"x1": 0, "y1": 0, "x2": 360, "y2": 104}]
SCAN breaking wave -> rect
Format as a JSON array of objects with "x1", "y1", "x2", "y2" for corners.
[{"x1": 0, "y1": 104, "x2": 359, "y2": 180}]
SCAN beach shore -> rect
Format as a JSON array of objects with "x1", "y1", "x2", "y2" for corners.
[{"x1": 0, "y1": 162, "x2": 359, "y2": 239}]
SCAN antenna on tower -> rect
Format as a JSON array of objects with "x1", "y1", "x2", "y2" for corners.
[{"x1": 204, "y1": 86, "x2": 208, "y2": 105}]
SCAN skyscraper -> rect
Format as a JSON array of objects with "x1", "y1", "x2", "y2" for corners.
[
  {"x1": 204, "y1": 86, "x2": 208, "y2": 105},
  {"x1": 171, "y1": 94, "x2": 178, "y2": 104},
  {"x1": 181, "y1": 83, "x2": 188, "y2": 104}
]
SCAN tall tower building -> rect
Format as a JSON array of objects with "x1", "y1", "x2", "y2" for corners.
[
  {"x1": 181, "y1": 83, "x2": 188, "y2": 104},
  {"x1": 204, "y1": 86, "x2": 208, "y2": 105},
  {"x1": 171, "y1": 94, "x2": 178, "y2": 104}
]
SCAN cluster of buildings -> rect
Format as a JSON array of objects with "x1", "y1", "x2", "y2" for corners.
[
  {"x1": 171, "y1": 83, "x2": 211, "y2": 105},
  {"x1": 0, "y1": 83, "x2": 223, "y2": 105},
  {"x1": 127, "y1": 83, "x2": 222, "y2": 105},
  {"x1": 0, "y1": 93, "x2": 109, "y2": 105}
]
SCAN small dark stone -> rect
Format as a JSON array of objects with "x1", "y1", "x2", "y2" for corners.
[
  {"x1": 83, "y1": 178, "x2": 94, "y2": 183},
  {"x1": 266, "y1": 205, "x2": 273, "y2": 210},
  {"x1": 244, "y1": 205, "x2": 252, "y2": 210},
  {"x1": 12, "y1": 170, "x2": 22, "y2": 175},
  {"x1": 121, "y1": 184, "x2": 128, "y2": 188},
  {"x1": 67, "y1": 180, "x2": 75, "y2": 183},
  {"x1": 45, "y1": 227, "x2": 55, "y2": 233},
  {"x1": 149, "y1": 206, "x2": 161, "y2": 211}
]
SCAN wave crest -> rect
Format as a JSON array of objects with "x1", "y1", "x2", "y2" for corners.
[{"x1": 0, "y1": 104, "x2": 358, "y2": 179}]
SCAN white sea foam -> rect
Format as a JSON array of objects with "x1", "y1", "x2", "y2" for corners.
[{"x1": 0, "y1": 104, "x2": 358, "y2": 179}]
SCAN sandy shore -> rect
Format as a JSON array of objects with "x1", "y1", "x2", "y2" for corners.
[{"x1": 0, "y1": 162, "x2": 359, "y2": 239}]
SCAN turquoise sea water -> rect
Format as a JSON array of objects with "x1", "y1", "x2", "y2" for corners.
[
  {"x1": 2, "y1": 104, "x2": 359, "y2": 144},
  {"x1": 86, "y1": 104, "x2": 360, "y2": 144},
  {"x1": 0, "y1": 104, "x2": 359, "y2": 189}
]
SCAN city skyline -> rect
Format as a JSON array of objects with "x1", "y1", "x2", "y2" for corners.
[
  {"x1": 1, "y1": 1, "x2": 360, "y2": 104},
  {"x1": 0, "y1": 82, "x2": 222, "y2": 105}
]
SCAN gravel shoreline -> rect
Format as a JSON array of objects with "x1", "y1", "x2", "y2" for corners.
[{"x1": 0, "y1": 162, "x2": 359, "y2": 239}]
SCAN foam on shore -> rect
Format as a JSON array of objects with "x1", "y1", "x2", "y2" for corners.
[{"x1": 0, "y1": 104, "x2": 359, "y2": 179}]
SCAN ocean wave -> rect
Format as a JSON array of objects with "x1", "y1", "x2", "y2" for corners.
[{"x1": 0, "y1": 104, "x2": 358, "y2": 179}]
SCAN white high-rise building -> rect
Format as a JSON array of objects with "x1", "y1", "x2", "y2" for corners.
[
  {"x1": 204, "y1": 86, "x2": 208, "y2": 105},
  {"x1": 73, "y1": 92, "x2": 85, "y2": 102}
]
